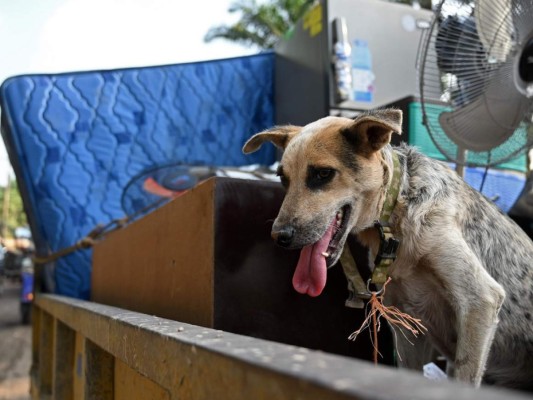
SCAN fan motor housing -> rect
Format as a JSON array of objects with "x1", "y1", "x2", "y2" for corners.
[{"x1": 519, "y1": 37, "x2": 533, "y2": 83}]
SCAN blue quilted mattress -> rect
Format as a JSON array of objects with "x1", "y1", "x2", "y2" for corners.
[{"x1": 0, "y1": 53, "x2": 276, "y2": 299}]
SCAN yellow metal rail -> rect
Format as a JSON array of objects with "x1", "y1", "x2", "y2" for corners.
[{"x1": 32, "y1": 294, "x2": 530, "y2": 400}]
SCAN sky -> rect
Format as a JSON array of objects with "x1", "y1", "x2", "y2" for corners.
[{"x1": 0, "y1": 0, "x2": 256, "y2": 186}]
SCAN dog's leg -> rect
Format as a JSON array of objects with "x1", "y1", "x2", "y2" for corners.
[
  {"x1": 446, "y1": 363, "x2": 455, "y2": 379},
  {"x1": 394, "y1": 332, "x2": 437, "y2": 371},
  {"x1": 384, "y1": 283, "x2": 439, "y2": 371},
  {"x1": 427, "y1": 235, "x2": 505, "y2": 386}
]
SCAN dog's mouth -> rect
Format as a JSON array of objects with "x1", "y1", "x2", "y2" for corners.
[
  {"x1": 292, "y1": 205, "x2": 352, "y2": 297},
  {"x1": 324, "y1": 205, "x2": 351, "y2": 267}
]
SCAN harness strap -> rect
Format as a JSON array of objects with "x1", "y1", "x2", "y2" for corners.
[
  {"x1": 371, "y1": 151, "x2": 401, "y2": 283},
  {"x1": 380, "y1": 151, "x2": 401, "y2": 221},
  {"x1": 341, "y1": 151, "x2": 402, "y2": 306},
  {"x1": 340, "y1": 244, "x2": 367, "y2": 308},
  {"x1": 371, "y1": 222, "x2": 400, "y2": 284}
]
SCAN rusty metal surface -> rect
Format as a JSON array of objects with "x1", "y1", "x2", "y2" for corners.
[
  {"x1": 115, "y1": 359, "x2": 170, "y2": 400},
  {"x1": 37, "y1": 311, "x2": 53, "y2": 398},
  {"x1": 53, "y1": 321, "x2": 74, "y2": 400},
  {"x1": 35, "y1": 294, "x2": 532, "y2": 400},
  {"x1": 85, "y1": 339, "x2": 114, "y2": 399}
]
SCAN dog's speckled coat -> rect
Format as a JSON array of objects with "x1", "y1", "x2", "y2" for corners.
[{"x1": 243, "y1": 109, "x2": 533, "y2": 389}]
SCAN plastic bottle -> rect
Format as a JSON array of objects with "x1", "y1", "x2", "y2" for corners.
[{"x1": 331, "y1": 18, "x2": 352, "y2": 103}]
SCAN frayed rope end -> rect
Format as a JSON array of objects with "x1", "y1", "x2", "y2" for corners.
[{"x1": 348, "y1": 277, "x2": 427, "y2": 364}]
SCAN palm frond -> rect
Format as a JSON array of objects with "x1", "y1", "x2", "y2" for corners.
[{"x1": 204, "y1": 0, "x2": 314, "y2": 49}]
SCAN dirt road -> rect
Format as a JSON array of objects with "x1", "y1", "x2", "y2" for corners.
[{"x1": 0, "y1": 281, "x2": 31, "y2": 400}]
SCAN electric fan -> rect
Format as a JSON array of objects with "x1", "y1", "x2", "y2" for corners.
[
  {"x1": 120, "y1": 163, "x2": 278, "y2": 217},
  {"x1": 121, "y1": 164, "x2": 216, "y2": 216},
  {"x1": 418, "y1": 0, "x2": 533, "y2": 170}
]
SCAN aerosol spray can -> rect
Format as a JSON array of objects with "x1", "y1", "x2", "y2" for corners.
[{"x1": 332, "y1": 18, "x2": 352, "y2": 103}]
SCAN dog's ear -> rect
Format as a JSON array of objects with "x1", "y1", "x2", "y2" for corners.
[
  {"x1": 343, "y1": 109, "x2": 402, "y2": 154},
  {"x1": 242, "y1": 125, "x2": 301, "y2": 154}
]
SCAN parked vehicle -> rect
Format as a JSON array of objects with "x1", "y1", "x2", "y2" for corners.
[
  {"x1": 20, "y1": 255, "x2": 34, "y2": 324},
  {"x1": 2, "y1": 227, "x2": 34, "y2": 281}
]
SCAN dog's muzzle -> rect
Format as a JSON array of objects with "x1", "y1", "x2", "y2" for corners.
[{"x1": 271, "y1": 226, "x2": 294, "y2": 247}]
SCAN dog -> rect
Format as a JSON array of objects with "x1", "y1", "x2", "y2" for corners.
[{"x1": 243, "y1": 109, "x2": 533, "y2": 389}]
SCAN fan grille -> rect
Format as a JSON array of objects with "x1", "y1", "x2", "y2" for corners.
[{"x1": 418, "y1": 0, "x2": 533, "y2": 169}]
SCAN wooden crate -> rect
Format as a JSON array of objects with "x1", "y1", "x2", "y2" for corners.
[{"x1": 92, "y1": 177, "x2": 393, "y2": 363}]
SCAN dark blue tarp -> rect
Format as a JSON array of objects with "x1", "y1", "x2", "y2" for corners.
[{"x1": 0, "y1": 53, "x2": 276, "y2": 299}]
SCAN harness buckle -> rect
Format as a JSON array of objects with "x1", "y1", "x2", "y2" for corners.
[
  {"x1": 373, "y1": 221, "x2": 400, "y2": 266},
  {"x1": 355, "y1": 279, "x2": 386, "y2": 300}
]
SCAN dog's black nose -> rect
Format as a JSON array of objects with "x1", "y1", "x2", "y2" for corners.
[{"x1": 272, "y1": 227, "x2": 294, "y2": 247}]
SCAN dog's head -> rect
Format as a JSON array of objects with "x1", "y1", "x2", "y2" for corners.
[{"x1": 243, "y1": 109, "x2": 402, "y2": 297}]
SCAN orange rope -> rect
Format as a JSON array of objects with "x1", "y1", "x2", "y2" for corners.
[
  {"x1": 348, "y1": 277, "x2": 427, "y2": 365},
  {"x1": 372, "y1": 302, "x2": 379, "y2": 363}
]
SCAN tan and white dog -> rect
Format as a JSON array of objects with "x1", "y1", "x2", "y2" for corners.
[{"x1": 243, "y1": 109, "x2": 533, "y2": 390}]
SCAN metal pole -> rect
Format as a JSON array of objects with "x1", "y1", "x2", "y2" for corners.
[{"x1": 455, "y1": 147, "x2": 467, "y2": 178}]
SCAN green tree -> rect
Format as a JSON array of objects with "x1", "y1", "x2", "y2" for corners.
[
  {"x1": 0, "y1": 180, "x2": 28, "y2": 238},
  {"x1": 204, "y1": 0, "x2": 314, "y2": 49},
  {"x1": 205, "y1": 0, "x2": 432, "y2": 50}
]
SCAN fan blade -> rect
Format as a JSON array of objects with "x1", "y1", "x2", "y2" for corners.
[
  {"x1": 439, "y1": 64, "x2": 529, "y2": 152},
  {"x1": 476, "y1": 0, "x2": 513, "y2": 63},
  {"x1": 513, "y1": 1, "x2": 533, "y2": 43}
]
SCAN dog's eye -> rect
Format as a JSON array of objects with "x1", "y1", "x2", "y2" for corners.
[
  {"x1": 317, "y1": 169, "x2": 333, "y2": 180},
  {"x1": 276, "y1": 167, "x2": 289, "y2": 188},
  {"x1": 307, "y1": 167, "x2": 335, "y2": 189}
]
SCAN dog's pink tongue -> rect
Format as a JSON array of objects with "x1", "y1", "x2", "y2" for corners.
[{"x1": 292, "y1": 223, "x2": 335, "y2": 297}]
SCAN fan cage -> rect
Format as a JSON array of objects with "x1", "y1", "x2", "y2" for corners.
[{"x1": 418, "y1": 0, "x2": 533, "y2": 170}]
